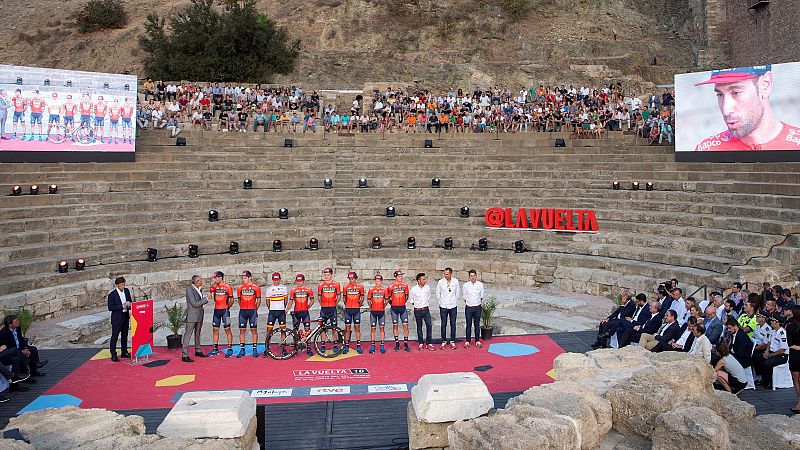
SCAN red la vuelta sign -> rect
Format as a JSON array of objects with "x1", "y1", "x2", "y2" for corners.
[{"x1": 484, "y1": 207, "x2": 598, "y2": 233}]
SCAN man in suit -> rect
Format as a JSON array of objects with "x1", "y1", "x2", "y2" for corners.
[
  {"x1": 668, "y1": 316, "x2": 697, "y2": 352},
  {"x1": 726, "y1": 317, "x2": 754, "y2": 368},
  {"x1": 0, "y1": 315, "x2": 47, "y2": 377},
  {"x1": 619, "y1": 301, "x2": 662, "y2": 346},
  {"x1": 704, "y1": 305, "x2": 723, "y2": 345},
  {"x1": 107, "y1": 276, "x2": 132, "y2": 362},
  {"x1": 591, "y1": 290, "x2": 636, "y2": 348},
  {"x1": 0, "y1": 89, "x2": 11, "y2": 139},
  {"x1": 182, "y1": 275, "x2": 209, "y2": 362},
  {"x1": 611, "y1": 293, "x2": 652, "y2": 347},
  {"x1": 639, "y1": 310, "x2": 681, "y2": 352}
]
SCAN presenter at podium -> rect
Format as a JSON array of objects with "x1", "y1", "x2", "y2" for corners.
[{"x1": 107, "y1": 276, "x2": 132, "y2": 362}]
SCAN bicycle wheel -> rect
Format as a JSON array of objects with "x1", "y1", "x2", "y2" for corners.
[
  {"x1": 264, "y1": 327, "x2": 300, "y2": 360},
  {"x1": 313, "y1": 325, "x2": 345, "y2": 358},
  {"x1": 47, "y1": 125, "x2": 65, "y2": 144},
  {"x1": 77, "y1": 125, "x2": 93, "y2": 144}
]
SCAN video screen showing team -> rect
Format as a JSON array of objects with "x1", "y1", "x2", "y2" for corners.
[
  {"x1": 8, "y1": 89, "x2": 134, "y2": 143},
  {"x1": 204, "y1": 267, "x2": 482, "y2": 359}
]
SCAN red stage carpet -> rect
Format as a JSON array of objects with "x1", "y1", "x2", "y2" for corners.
[{"x1": 44, "y1": 334, "x2": 563, "y2": 411}]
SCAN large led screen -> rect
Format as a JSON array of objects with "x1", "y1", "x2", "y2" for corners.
[
  {"x1": 0, "y1": 65, "x2": 136, "y2": 162},
  {"x1": 675, "y1": 62, "x2": 800, "y2": 162}
]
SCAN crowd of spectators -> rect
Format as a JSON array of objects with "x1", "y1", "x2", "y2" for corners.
[
  {"x1": 592, "y1": 280, "x2": 800, "y2": 413},
  {"x1": 133, "y1": 80, "x2": 676, "y2": 144}
]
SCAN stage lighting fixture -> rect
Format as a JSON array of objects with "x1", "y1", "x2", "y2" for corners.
[
  {"x1": 554, "y1": 138, "x2": 566, "y2": 147},
  {"x1": 103, "y1": 82, "x2": 110, "y2": 89},
  {"x1": 243, "y1": 179, "x2": 253, "y2": 189},
  {"x1": 124, "y1": 84, "x2": 130, "y2": 91},
  {"x1": 323, "y1": 178, "x2": 333, "y2": 189},
  {"x1": 632, "y1": 181, "x2": 640, "y2": 191},
  {"x1": 646, "y1": 182, "x2": 653, "y2": 191},
  {"x1": 386, "y1": 206, "x2": 395, "y2": 217},
  {"x1": 407, "y1": 236, "x2": 416, "y2": 249},
  {"x1": 478, "y1": 238, "x2": 488, "y2": 251},
  {"x1": 612, "y1": 181, "x2": 620, "y2": 190},
  {"x1": 175, "y1": 136, "x2": 187, "y2": 146},
  {"x1": 58, "y1": 260, "x2": 68, "y2": 273},
  {"x1": 188, "y1": 244, "x2": 199, "y2": 258},
  {"x1": 273, "y1": 239, "x2": 282, "y2": 252},
  {"x1": 208, "y1": 210, "x2": 219, "y2": 222},
  {"x1": 48, "y1": 184, "x2": 58, "y2": 194},
  {"x1": 372, "y1": 236, "x2": 382, "y2": 249},
  {"x1": 444, "y1": 237, "x2": 454, "y2": 250},
  {"x1": 309, "y1": 238, "x2": 319, "y2": 250},
  {"x1": 358, "y1": 178, "x2": 368, "y2": 188},
  {"x1": 29, "y1": 184, "x2": 39, "y2": 195},
  {"x1": 15, "y1": 77, "x2": 22, "y2": 85},
  {"x1": 431, "y1": 178, "x2": 441, "y2": 188},
  {"x1": 12, "y1": 185, "x2": 22, "y2": 196},
  {"x1": 43, "y1": 79, "x2": 50, "y2": 86},
  {"x1": 284, "y1": 138, "x2": 293, "y2": 148},
  {"x1": 424, "y1": 139, "x2": 433, "y2": 148},
  {"x1": 514, "y1": 240, "x2": 525, "y2": 254},
  {"x1": 229, "y1": 241, "x2": 239, "y2": 255},
  {"x1": 460, "y1": 206, "x2": 470, "y2": 218},
  {"x1": 147, "y1": 248, "x2": 158, "y2": 262},
  {"x1": 279, "y1": 208, "x2": 289, "y2": 219},
  {"x1": 65, "y1": 80, "x2": 72, "y2": 87},
  {"x1": 75, "y1": 258, "x2": 86, "y2": 270}
]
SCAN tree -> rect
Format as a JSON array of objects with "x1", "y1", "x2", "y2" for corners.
[{"x1": 139, "y1": 0, "x2": 300, "y2": 82}]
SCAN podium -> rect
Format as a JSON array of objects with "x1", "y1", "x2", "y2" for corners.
[{"x1": 130, "y1": 299, "x2": 154, "y2": 362}]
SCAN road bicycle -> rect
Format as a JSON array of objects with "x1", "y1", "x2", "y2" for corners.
[
  {"x1": 47, "y1": 120, "x2": 94, "y2": 144},
  {"x1": 264, "y1": 314, "x2": 345, "y2": 360}
]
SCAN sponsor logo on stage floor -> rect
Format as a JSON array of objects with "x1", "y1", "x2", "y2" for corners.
[
  {"x1": 293, "y1": 368, "x2": 370, "y2": 381},
  {"x1": 251, "y1": 388, "x2": 293, "y2": 398},
  {"x1": 310, "y1": 386, "x2": 351, "y2": 396},
  {"x1": 367, "y1": 384, "x2": 408, "y2": 393}
]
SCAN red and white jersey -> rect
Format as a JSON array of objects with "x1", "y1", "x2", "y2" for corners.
[
  {"x1": 265, "y1": 284, "x2": 288, "y2": 311},
  {"x1": 237, "y1": 283, "x2": 261, "y2": 310},
  {"x1": 109, "y1": 106, "x2": 121, "y2": 121},
  {"x1": 121, "y1": 104, "x2": 134, "y2": 118},
  {"x1": 290, "y1": 286, "x2": 314, "y2": 312},
  {"x1": 29, "y1": 97, "x2": 45, "y2": 113},
  {"x1": 343, "y1": 282, "x2": 365, "y2": 308},
  {"x1": 12, "y1": 96, "x2": 27, "y2": 112},
  {"x1": 94, "y1": 102, "x2": 108, "y2": 117},
  {"x1": 318, "y1": 280, "x2": 341, "y2": 308},
  {"x1": 695, "y1": 123, "x2": 800, "y2": 151},
  {"x1": 387, "y1": 282, "x2": 409, "y2": 307},
  {"x1": 63, "y1": 102, "x2": 78, "y2": 116},
  {"x1": 367, "y1": 286, "x2": 388, "y2": 311},
  {"x1": 210, "y1": 282, "x2": 234, "y2": 309},
  {"x1": 79, "y1": 99, "x2": 93, "y2": 115}
]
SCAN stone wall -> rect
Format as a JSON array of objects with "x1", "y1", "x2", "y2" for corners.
[{"x1": 725, "y1": 0, "x2": 800, "y2": 67}]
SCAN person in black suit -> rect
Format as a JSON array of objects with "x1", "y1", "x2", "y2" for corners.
[
  {"x1": 667, "y1": 316, "x2": 697, "y2": 352},
  {"x1": 639, "y1": 310, "x2": 681, "y2": 352},
  {"x1": 592, "y1": 290, "x2": 636, "y2": 348},
  {"x1": 657, "y1": 286, "x2": 673, "y2": 316},
  {"x1": 0, "y1": 315, "x2": 47, "y2": 377},
  {"x1": 619, "y1": 301, "x2": 662, "y2": 347},
  {"x1": 612, "y1": 294, "x2": 652, "y2": 347},
  {"x1": 725, "y1": 317, "x2": 754, "y2": 368},
  {"x1": 107, "y1": 276, "x2": 132, "y2": 362}
]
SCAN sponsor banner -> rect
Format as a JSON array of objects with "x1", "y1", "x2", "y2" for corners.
[
  {"x1": 293, "y1": 368, "x2": 370, "y2": 381},
  {"x1": 251, "y1": 388, "x2": 293, "y2": 398},
  {"x1": 310, "y1": 386, "x2": 351, "y2": 396},
  {"x1": 485, "y1": 207, "x2": 598, "y2": 233},
  {"x1": 367, "y1": 384, "x2": 409, "y2": 393},
  {"x1": 675, "y1": 62, "x2": 800, "y2": 153}
]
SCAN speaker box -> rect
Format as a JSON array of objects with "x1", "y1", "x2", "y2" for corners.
[
  {"x1": 175, "y1": 137, "x2": 187, "y2": 146},
  {"x1": 554, "y1": 138, "x2": 566, "y2": 147},
  {"x1": 284, "y1": 138, "x2": 293, "y2": 148},
  {"x1": 424, "y1": 139, "x2": 433, "y2": 148}
]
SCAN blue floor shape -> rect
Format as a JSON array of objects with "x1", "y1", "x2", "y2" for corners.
[
  {"x1": 18, "y1": 394, "x2": 82, "y2": 415},
  {"x1": 487, "y1": 342, "x2": 539, "y2": 357}
]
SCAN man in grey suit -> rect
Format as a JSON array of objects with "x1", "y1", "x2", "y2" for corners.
[
  {"x1": 182, "y1": 275, "x2": 209, "y2": 362},
  {"x1": 0, "y1": 89, "x2": 11, "y2": 139}
]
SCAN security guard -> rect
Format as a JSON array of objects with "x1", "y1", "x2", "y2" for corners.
[
  {"x1": 752, "y1": 315, "x2": 789, "y2": 388},
  {"x1": 736, "y1": 301, "x2": 758, "y2": 338}
]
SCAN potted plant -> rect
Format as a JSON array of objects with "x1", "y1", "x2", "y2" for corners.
[
  {"x1": 165, "y1": 301, "x2": 185, "y2": 350},
  {"x1": 480, "y1": 298, "x2": 498, "y2": 340}
]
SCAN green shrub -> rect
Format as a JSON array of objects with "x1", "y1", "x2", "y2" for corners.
[
  {"x1": 77, "y1": 0, "x2": 129, "y2": 34},
  {"x1": 501, "y1": 0, "x2": 530, "y2": 20}
]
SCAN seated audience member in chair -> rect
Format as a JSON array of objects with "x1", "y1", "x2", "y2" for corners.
[
  {"x1": 668, "y1": 316, "x2": 697, "y2": 352},
  {"x1": 704, "y1": 305, "x2": 723, "y2": 345},
  {"x1": 752, "y1": 315, "x2": 789, "y2": 389},
  {"x1": 0, "y1": 315, "x2": 47, "y2": 377},
  {"x1": 688, "y1": 323, "x2": 712, "y2": 362},
  {"x1": 0, "y1": 344, "x2": 31, "y2": 384},
  {"x1": 725, "y1": 317, "x2": 754, "y2": 369},
  {"x1": 639, "y1": 310, "x2": 681, "y2": 352},
  {"x1": 714, "y1": 342, "x2": 749, "y2": 394},
  {"x1": 619, "y1": 301, "x2": 662, "y2": 347},
  {"x1": 591, "y1": 290, "x2": 635, "y2": 348},
  {"x1": 612, "y1": 294, "x2": 651, "y2": 347}
]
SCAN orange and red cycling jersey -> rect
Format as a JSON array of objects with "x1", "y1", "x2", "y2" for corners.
[
  {"x1": 12, "y1": 96, "x2": 27, "y2": 112},
  {"x1": 367, "y1": 286, "x2": 389, "y2": 311},
  {"x1": 318, "y1": 280, "x2": 341, "y2": 307},
  {"x1": 109, "y1": 107, "x2": 121, "y2": 121},
  {"x1": 387, "y1": 282, "x2": 409, "y2": 307},
  {"x1": 210, "y1": 282, "x2": 234, "y2": 309},
  {"x1": 63, "y1": 103, "x2": 77, "y2": 117},
  {"x1": 237, "y1": 282, "x2": 261, "y2": 309},
  {"x1": 290, "y1": 286, "x2": 314, "y2": 311},
  {"x1": 29, "y1": 98, "x2": 44, "y2": 113},
  {"x1": 94, "y1": 102, "x2": 107, "y2": 117},
  {"x1": 121, "y1": 105, "x2": 134, "y2": 118},
  {"x1": 343, "y1": 283, "x2": 365, "y2": 308},
  {"x1": 79, "y1": 99, "x2": 92, "y2": 115}
]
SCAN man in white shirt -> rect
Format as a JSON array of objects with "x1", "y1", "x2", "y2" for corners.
[
  {"x1": 462, "y1": 269, "x2": 485, "y2": 348},
  {"x1": 410, "y1": 273, "x2": 434, "y2": 351},
  {"x1": 436, "y1": 268, "x2": 460, "y2": 349},
  {"x1": 670, "y1": 288, "x2": 688, "y2": 326}
]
